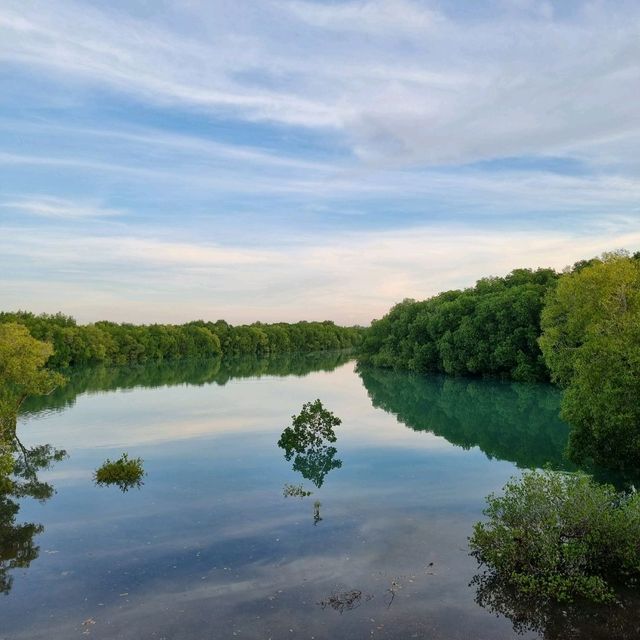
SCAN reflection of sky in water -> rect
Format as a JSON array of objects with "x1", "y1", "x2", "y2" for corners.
[{"x1": 5, "y1": 361, "x2": 553, "y2": 639}]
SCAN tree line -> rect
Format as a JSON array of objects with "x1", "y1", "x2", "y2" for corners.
[
  {"x1": 360, "y1": 250, "x2": 640, "y2": 470},
  {"x1": 0, "y1": 312, "x2": 363, "y2": 368},
  {"x1": 359, "y1": 267, "x2": 558, "y2": 382}
]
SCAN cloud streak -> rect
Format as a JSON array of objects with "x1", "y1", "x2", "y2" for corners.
[
  {"x1": 1, "y1": 0, "x2": 639, "y2": 166},
  {"x1": 2, "y1": 196, "x2": 125, "y2": 220}
]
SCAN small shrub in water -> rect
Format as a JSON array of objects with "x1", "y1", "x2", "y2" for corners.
[
  {"x1": 94, "y1": 453, "x2": 145, "y2": 492},
  {"x1": 277, "y1": 399, "x2": 343, "y2": 489},
  {"x1": 278, "y1": 399, "x2": 341, "y2": 453},
  {"x1": 470, "y1": 469, "x2": 640, "y2": 604}
]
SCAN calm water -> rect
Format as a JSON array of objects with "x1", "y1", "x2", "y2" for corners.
[{"x1": 4, "y1": 354, "x2": 639, "y2": 639}]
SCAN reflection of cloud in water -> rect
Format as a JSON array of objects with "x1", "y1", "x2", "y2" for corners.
[
  {"x1": 10, "y1": 522, "x2": 517, "y2": 640},
  {"x1": 11, "y1": 469, "x2": 521, "y2": 639}
]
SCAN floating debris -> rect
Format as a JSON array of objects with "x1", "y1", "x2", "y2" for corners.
[
  {"x1": 386, "y1": 578, "x2": 403, "y2": 608},
  {"x1": 318, "y1": 590, "x2": 373, "y2": 614},
  {"x1": 81, "y1": 618, "x2": 96, "y2": 635}
]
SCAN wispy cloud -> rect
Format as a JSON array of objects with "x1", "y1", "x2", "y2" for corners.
[
  {"x1": 1, "y1": 0, "x2": 638, "y2": 165},
  {"x1": 2, "y1": 196, "x2": 124, "y2": 220},
  {"x1": 285, "y1": 0, "x2": 443, "y2": 34},
  {"x1": 1, "y1": 144, "x2": 638, "y2": 218}
]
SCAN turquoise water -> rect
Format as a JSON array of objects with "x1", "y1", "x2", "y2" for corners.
[{"x1": 3, "y1": 355, "x2": 635, "y2": 639}]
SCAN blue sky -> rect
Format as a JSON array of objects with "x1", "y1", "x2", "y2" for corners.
[{"x1": 1, "y1": 0, "x2": 639, "y2": 325}]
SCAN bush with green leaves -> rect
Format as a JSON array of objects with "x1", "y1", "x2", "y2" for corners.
[
  {"x1": 539, "y1": 251, "x2": 640, "y2": 469},
  {"x1": 470, "y1": 470, "x2": 640, "y2": 604},
  {"x1": 94, "y1": 453, "x2": 145, "y2": 492}
]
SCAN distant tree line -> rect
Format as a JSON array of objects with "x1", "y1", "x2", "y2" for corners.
[{"x1": 0, "y1": 312, "x2": 363, "y2": 368}]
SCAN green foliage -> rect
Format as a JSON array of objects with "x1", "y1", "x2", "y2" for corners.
[
  {"x1": 0, "y1": 323, "x2": 65, "y2": 418},
  {"x1": 359, "y1": 268, "x2": 558, "y2": 381},
  {"x1": 0, "y1": 312, "x2": 363, "y2": 368},
  {"x1": 539, "y1": 252, "x2": 640, "y2": 469},
  {"x1": 94, "y1": 453, "x2": 145, "y2": 492},
  {"x1": 470, "y1": 469, "x2": 640, "y2": 604},
  {"x1": 357, "y1": 365, "x2": 571, "y2": 470},
  {"x1": 278, "y1": 400, "x2": 342, "y2": 488},
  {"x1": 279, "y1": 399, "x2": 341, "y2": 451}
]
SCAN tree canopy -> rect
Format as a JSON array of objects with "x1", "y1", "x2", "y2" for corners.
[
  {"x1": 0, "y1": 313, "x2": 363, "y2": 368},
  {"x1": 539, "y1": 251, "x2": 640, "y2": 469},
  {"x1": 359, "y1": 268, "x2": 558, "y2": 381},
  {"x1": 0, "y1": 323, "x2": 65, "y2": 509},
  {"x1": 0, "y1": 323, "x2": 65, "y2": 473},
  {"x1": 0, "y1": 323, "x2": 65, "y2": 415}
]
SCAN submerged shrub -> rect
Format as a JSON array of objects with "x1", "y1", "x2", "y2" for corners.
[
  {"x1": 470, "y1": 470, "x2": 640, "y2": 604},
  {"x1": 94, "y1": 453, "x2": 145, "y2": 492}
]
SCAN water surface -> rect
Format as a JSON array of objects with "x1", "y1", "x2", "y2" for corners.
[{"x1": 3, "y1": 355, "x2": 637, "y2": 639}]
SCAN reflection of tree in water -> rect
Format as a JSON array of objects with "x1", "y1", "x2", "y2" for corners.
[
  {"x1": 358, "y1": 365, "x2": 640, "y2": 488},
  {"x1": 289, "y1": 445, "x2": 341, "y2": 489},
  {"x1": 0, "y1": 435, "x2": 66, "y2": 595},
  {"x1": 472, "y1": 572, "x2": 640, "y2": 640},
  {"x1": 20, "y1": 352, "x2": 354, "y2": 419},
  {"x1": 358, "y1": 364, "x2": 572, "y2": 470},
  {"x1": 0, "y1": 496, "x2": 42, "y2": 595},
  {"x1": 278, "y1": 400, "x2": 342, "y2": 489}
]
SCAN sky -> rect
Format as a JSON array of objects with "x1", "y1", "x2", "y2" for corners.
[{"x1": 1, "y1": 0, "x2": 639, "y2": 326}]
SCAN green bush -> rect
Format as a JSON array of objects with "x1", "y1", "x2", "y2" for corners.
[
  {"x1": 94, "y1": 453, "x2": 145, "y2": 492},
  {"x1": 470, "y1": 470, "x2": 640, "y2": 604},
  {"x1": 539, "y1": 252, "x2": 640, "y2": 469}
]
